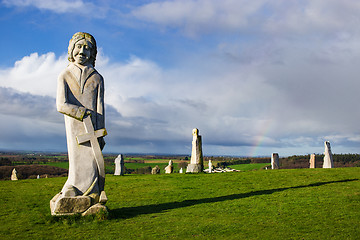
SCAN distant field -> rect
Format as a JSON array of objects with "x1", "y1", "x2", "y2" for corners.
[{"x1": 0, "y1": 168, "x2": 359, "y2": 239}]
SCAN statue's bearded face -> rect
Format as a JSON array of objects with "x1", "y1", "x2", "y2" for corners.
[{"x1": 72, "y1": 39, "x2": 92, "y2": 65}]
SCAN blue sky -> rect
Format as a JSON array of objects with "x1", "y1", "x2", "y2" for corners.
[{"x1": 1, "y1": 0, "x2": 360, "y2": 157}]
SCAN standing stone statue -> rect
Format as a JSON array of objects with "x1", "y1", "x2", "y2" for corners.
[
  {"x1": 323, "y1": 141, "x2": 334, "y2": 168},
  {"x1": 179, "y1": 168, "x2": 183, "y2": 173},
  {"x1": 164, "y1": 160, "x2": 174, "y2": 174},
  {"x1": 309, "y1": 153, "x2": 316, "y2": 168},
  {"x1": 208, "y1": 160, "x2": 213, "y2": 173},
  {"x1": 11, "y1": 168, "x2": 18, "y2": 181},
  {"x1": 271, "y1": 153, "x2": 279, "y2": 169},
  {"x1": 186, "y1": 128, "x2": 204, "y2": 173},
  {"x1": 114, "y1": 154, "x2": 125, "y2": 176},
  {"x1": 50, "y1": 32, "x2": 107, "y2": 216},
  {"x1": 151, "y1": 165, "x2": 161, "y2": 174}
]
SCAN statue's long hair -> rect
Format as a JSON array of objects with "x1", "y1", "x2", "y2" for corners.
[{"x1": 68, "y1": 32, "x2": 97, "y2": 67}]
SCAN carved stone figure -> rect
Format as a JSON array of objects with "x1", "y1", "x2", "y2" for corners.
[
  {"x1": 309, "y1": 153, "x2": 316, "y2": 168},
  {"x1": 271, "y1": 153, "x2": 279, "y2": 169},
  {"x1": 11, "y1": 168, "x2": 18, "y2": 181},
  {"x1": 323, "y1": 141, "x2": 334, "y2": 168},
  {"x1": 186, "y1": 128, "x2": 204, "y2": 173},
  {"x1": 50, "y1": 32, "x2": 107, "y2": 216},
  {"x1": 164, "y1": 160, "x2": 174, "y2": 174},
  {"x1": 151, "y1": 165, "x2": 161, "y2": 174},
  {"x1": 114, "y1": 154, "x2": 125, "y2": 176}
]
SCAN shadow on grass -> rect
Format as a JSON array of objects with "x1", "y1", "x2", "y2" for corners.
[{"x1": 109, "y1": 179, "x2": 358, "y2": 219}]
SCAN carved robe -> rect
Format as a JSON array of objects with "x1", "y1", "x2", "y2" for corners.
[{"x1": 56, "y1": 62, "x2": 105, "y2": 196}]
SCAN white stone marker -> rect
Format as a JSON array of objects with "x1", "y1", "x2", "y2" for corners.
[
  {"x1": 323, "y1": 141, "x2": 334, "y2": 168},
  {"x1": 271, "y1": 153, "x2": 279, "y2": 169},
  {"x1": 186, "y1": 128, "x2": 204, "y2": 173},
  {"x1": 114, "y1": 154, "x2": 125, "y2": 176},
  {"x1": 179, "y1": 168, "x2": 183, "y2": 173},
  {"x1": 309, "y1": 153, "x2": 316, "y2": 168},
  {"x1": 11, "y1": 168, "x2": 18, "y2": 181},
  {"x1": 50, "y1": 32, "x2": 107, "y2": 216},
  {"x1": 208, "y1": 160, "x2": 213, "y2": 173},
  {"x1": 165, "y1": 160, "x2": 174, "y2": 174}
]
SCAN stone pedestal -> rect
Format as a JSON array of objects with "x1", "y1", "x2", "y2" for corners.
[
  {"x1": 309, "y1": 153, "x2": 316, "y2": 168},
  {"x1": 186, "y1": 164, "x2": 203, "y2": 173},
  {"x1": 271, "y1": 153, "x2": 279, "y2": 169}
]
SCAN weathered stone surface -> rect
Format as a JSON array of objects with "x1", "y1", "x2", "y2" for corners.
[
  {"x1": 323, "y1": 141, "x2": 334, "y2": 168},
  {"x1": 309, "y1": 153, "x2": 316, "y2": 168},
  {"x1": 271, "y1": 153, "x2": 279, "y2": 169},
  {"x1": 11, "y1": 168, "x2": 18, "y2": 181},
  {"x1": 164, "y1": 160, "x2": 174, "y2": 174},
  {"x1": 114, "y1": 154, "x2": 124, "y2": 176},
  {"x1": 52, "y1": 196, "x2": 92, "y2": 215},
  {"x1": 186, "y1": 128, "x2": 204, "y2": 173},
  {"x1": 82, "y1": 203, "x2": 108, "y2": 216},
  {"x1": 151, "y1": 165, "x2": 160, "y2": 174}
]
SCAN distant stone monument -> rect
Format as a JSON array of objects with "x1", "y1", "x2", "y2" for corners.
[
  {"x1": 186, "y1": 128, "x2": 204, "y2": 173},
  {"x1": 11, "y1": 168, "x2": 18, "y2": 181},
  {"x1": 208, "y1": 160, "x2": 213, "y2": 173},
  {"x1": 271, "y1": 153, "x2": 279, "y2": 169},
  {"x1": 152, "y1": 165, "x2": 161, "y2": 174},
  {"x1": 179, "y1": 168, "x2": 183, "y2": 173},
  {"x1": 323, "y1": 141, "x2": 334, "y2": 168},
  {"x1": 114, "y1": 154, "x2": 125, "y2": 176},
  {"x1": 164, "y1": 160, "x2": 174, "y2": 174},
  {"x1": 50, "y1": 32, "x2": 107, "y2": 216},
  {"x1": 309, "y1": 153, "x2": 316, "y2": 168}
]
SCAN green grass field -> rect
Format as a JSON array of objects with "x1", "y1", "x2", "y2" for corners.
[{"x1": 1, "y1": 168, "x2": 359, "y2": 239}]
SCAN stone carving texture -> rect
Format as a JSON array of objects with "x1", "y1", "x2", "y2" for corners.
[
  {"x1": 186, "y1": 128, "x2": 204, "y2": 173},
  {"x1": 114, "y1": 154, "x2": 125, "y2": 176},
  {"x1": 271, "y1": 153, "x2": 279, "y2": 169},
  {"x1": 151, "y1": 165, "x2": 161, "y2": 174},
  {"x1": 323, "y1": 141, "x2": 334, "y2": 168},
  {"x1": 50, "y1": 32, "x2": 107, "y2": 216}
]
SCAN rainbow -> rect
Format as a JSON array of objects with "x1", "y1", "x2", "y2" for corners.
[{"x1": 249, "y1": 119, "x2": 274, "y2": 157}]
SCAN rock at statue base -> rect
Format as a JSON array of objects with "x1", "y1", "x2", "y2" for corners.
[
  {"x1": 186, "y1": 128, "x2": 204, "y2": 173},
  {"x1": 114, "y1": 154, "x2": 125, "y2": 176},
  {"x1": 271, "y1": 153, "x2": 279, "y2": 169},
  {"x1": 151, "y1": 165, "x2": 161, "y2": 174},
  {"x1": 164, "y1": 160, "x2": 174, "y2": 174},
  {"x1": 11, "y1": 168, "x2": 18, "y2": 181},
  {"x1": 50, "y1": 191, "x2": 108, "y2": 216},
  {"x1": 82, "y1": 203, "x2": 108, "y2": 216},
  {"x1": 309, "y1": 153, "x2": 316, "y2": 168},
  {"x1": 323, "y1": 141, "x2": 334, "y2": 168}
]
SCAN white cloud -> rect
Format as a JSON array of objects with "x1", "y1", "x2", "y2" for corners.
[{"x1": 2, "y1": 0, "x2": 97, "y2": 14}]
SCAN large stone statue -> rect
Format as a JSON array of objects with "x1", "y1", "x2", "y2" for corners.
[
  {"x1": 50, "y1": 32, "x2": 107, "y2": 216},
  {"x1": 186, "y1": 128, "x2": 204, "y2": 173},
  {"x1": 323, "y1": 141, "x2": 334, "y2": 168}
]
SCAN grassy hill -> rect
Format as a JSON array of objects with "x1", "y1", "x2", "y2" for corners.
[{"x1": 0, "y1": 168, "x2": 359, "y2": 239}]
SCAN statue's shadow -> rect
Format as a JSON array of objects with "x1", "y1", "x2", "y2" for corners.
[{"x1": 109, "y1": 179, "x2": 358, "y2": 220}]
